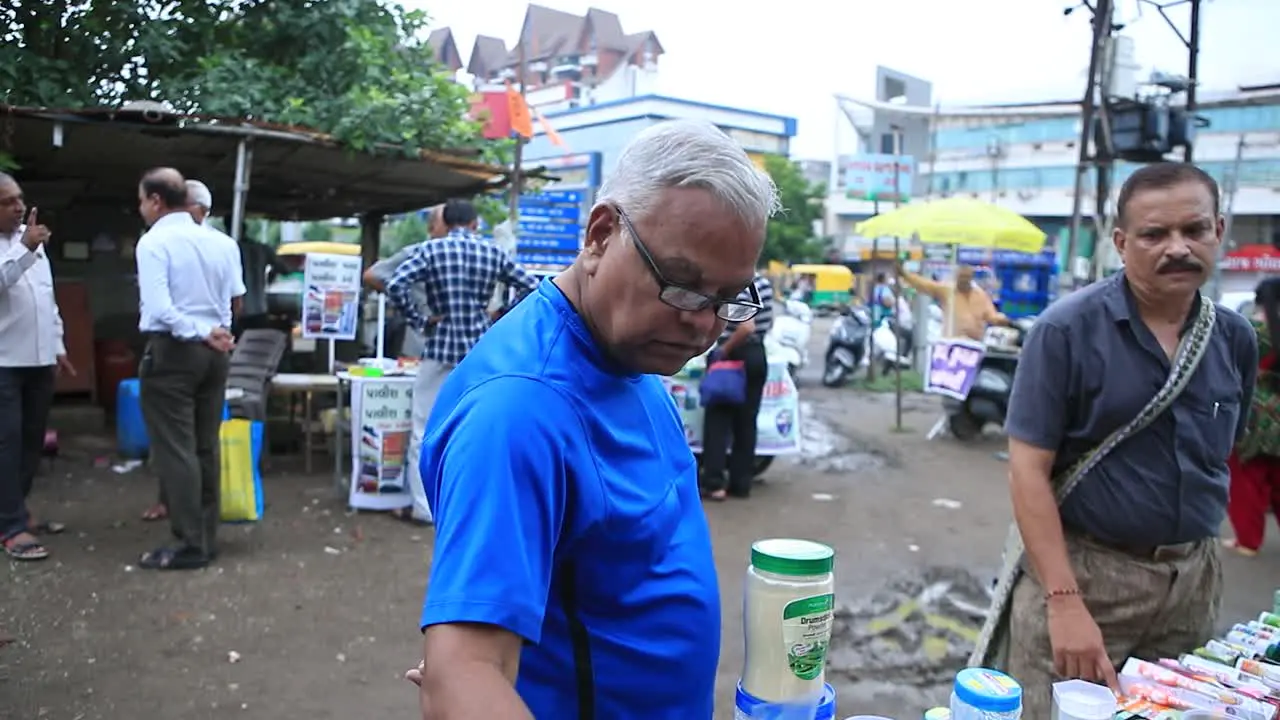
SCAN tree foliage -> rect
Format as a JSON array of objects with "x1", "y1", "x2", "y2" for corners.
[
  {"x1": 761, "y1": 154, "x2": 827, "y2": 264},
  {"x1": 1, "y1": 0, "x2": 508, "y2": 162}
]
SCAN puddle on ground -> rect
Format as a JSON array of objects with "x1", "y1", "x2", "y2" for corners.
[
  {"x1": 797, "y1": 402, "x2": 886, "y2": 474},
  {"x1": 828, "y1": 566, "x2": 994, "y2": 688}
]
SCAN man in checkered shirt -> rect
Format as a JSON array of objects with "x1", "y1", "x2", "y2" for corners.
[{"x1": 386, "y1": 199, "x2": 538, "y2": 524}]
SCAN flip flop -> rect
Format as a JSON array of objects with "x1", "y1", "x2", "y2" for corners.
[
  {"x1": 141, "y1": 505, "x2": 168, "y2": 522},
  {"x1": 3, "y1": 537, "x2": 50, "y2": 561},
  {"x1": 1222, "y1": 539, "x2": 1259, "y2": 557},
  {"x1": 139, "y1": 546, "x2": 209, "y2": 571},
  {"x1": 389, "y1": 508, "x2": 431, "y2": 527}
]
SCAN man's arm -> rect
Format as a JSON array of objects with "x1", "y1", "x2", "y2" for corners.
[
  {"x1": 719, "y1": 320, "x2": 756, "y2": 356},
  {"x1": 0, "y1": 240, "x2": 38, "y2": 292},
  {"x1": 386, "y1": 247, "x2": 434, "y2": 332},
  {"x1": 502, "y1": 253, "x2": 540, "y2": 297},
  {"x1": 418, "y1": 377, "x2": 573, "y2": 720},
  {"x1": 364, "y1": 247, "x2": 415, "y2": 293},
  {"x1": 897, "y1": 266, "x2": 947, "y2": 302},
  {"x1": 982, "y1": 291, "x2": 1009, "y2": 326},
  {"x1": 1005, "y1": 322, "x2": 1074, "y2": 593},
  {"x1": 135, "y1": 240, "x2": 208, "y2": 339},
  {"x1": 229, "y1": 239, "x2": 247, "y2": 319}
]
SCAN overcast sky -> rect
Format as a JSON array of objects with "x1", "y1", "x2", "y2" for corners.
[{"x1": 408, "y1": 0, "x2": 1280, "y2": 160}]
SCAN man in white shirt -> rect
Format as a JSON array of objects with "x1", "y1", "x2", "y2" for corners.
[
  {"x1": 135, "y1": 167, "x2": 245, "y2": 570},
  {"x1": 140, "y1": 178, "x2": 246, "y2": 524},
  {"x1": 0, "y1": 173, "x2": 74, "y2": 561}
]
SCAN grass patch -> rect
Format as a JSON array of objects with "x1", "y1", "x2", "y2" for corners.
[{"x1": 858, "y1": 369, "x2": 924, "y2": 393}]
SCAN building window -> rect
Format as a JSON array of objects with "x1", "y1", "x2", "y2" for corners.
[
  {"x1": 880, "y1": 133, "x2": 895, "y2": 154},
  {"x1": 882, "y1": 76, "x2": 907, "y2": 102}
]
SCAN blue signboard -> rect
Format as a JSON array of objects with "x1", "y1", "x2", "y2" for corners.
[{"x1": 513, "y1": 153, "x2": 601, "y2": 270}]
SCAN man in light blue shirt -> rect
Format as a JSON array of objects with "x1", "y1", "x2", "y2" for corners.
[
  {"x1": 405, "y1": 120, "x2": 780, "y2": 719},
  {"x1": 134, "y1": 167, "x2": 245, "y2": 571}
]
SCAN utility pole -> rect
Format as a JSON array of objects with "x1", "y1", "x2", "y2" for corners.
[
  {"x1": 506, "y1": 41, "x2": 529, "y2": 224},
  {"x1": 1064, "y1": 0, "x2": 1114, "y2": 289},
  {"x1": 1183, "y1": 0, "x2": 1202, "y2": 162}
]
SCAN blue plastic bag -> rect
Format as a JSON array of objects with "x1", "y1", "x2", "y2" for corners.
[
  {"x1": 700, "y1": 359, "x2": 747, "y2": 407},
  {"x1": 219, "y1": 419, "x2": 265, "y2": 522}
]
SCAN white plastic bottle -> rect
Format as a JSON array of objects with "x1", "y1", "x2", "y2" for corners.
[{"x1": 741, "y1": 538, "x2": 837, "y2": 703}]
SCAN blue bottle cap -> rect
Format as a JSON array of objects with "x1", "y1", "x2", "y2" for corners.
[{"x1": 952, "y1": 667, "x2": 1022, "y2": 713}]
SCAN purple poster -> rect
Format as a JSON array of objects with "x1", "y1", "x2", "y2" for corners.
[{"x1": 925, "y1": 340, "x2": 987, "y2": 400}]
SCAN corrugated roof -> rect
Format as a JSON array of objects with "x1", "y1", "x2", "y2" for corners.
[{"x1": 2, "y1": 105, "x2": 510, "y2": 220}]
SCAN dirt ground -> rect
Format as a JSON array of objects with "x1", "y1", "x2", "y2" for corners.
[{"x1": 4, "y1": 333, "x2": 1278, "y2": 719}]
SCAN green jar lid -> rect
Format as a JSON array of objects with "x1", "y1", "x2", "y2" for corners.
[{"x1": 751, "y1": 538, "x2": 835, "y2": 576}]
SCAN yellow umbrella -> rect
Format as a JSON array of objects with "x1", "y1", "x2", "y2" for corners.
[{"x1": 854, "y1": 197, "x2": 1047, "y2": 255}]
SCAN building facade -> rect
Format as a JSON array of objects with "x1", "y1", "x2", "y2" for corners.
[{"x1": 831, "y1": 79, "x2": 1280, "y2": 286}]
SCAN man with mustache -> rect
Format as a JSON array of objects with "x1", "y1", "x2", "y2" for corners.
[{"x1": 983, "y1": 162, "x2": 1258, "y2": 717}]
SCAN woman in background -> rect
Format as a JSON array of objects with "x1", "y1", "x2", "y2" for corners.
[{"x1": 1225, "y1": 277, "x2": 1280, "y2": 556}]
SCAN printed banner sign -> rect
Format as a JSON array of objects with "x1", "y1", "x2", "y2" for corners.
[
  {"x1": 302, "y1": 253, "x2": 362, "y2": 340},
  {"x1": 348, "y1": 376, "x2": 416, "y2": 511},
  {"x1": 659, "y1": 357, "x2": 801, "y2": 455},
  {"x1": 924, "y1": 339, "x2": 986, "y2": 400}
]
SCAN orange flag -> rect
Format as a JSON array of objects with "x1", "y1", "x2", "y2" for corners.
[
  {"x1": 534, "y1": 108, "x2": 566, "y2": 148},
  {"x1": 505, "y1": 81, "x2": 533, "y2": 139}
]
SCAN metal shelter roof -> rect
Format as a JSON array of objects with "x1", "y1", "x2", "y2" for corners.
[{"x1": 2, "y1": 105, "x2": 511, "y2": 221}]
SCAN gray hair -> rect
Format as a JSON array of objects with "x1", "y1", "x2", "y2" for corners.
[
  {"x1": 185, "y1": 179, "x2": 213, "y2": 210},
  {"x1": 596, "y1": 120, "x2": 780, "y2": 229}
]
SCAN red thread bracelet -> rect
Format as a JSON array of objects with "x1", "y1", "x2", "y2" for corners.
[{"x1": 1044, "y1": 587, "x2": 1081, "y2": 601}]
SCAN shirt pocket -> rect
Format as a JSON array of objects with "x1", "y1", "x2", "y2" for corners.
[{"x1": 1188, "y1": 393, "x2": 1240, "y2": 465}]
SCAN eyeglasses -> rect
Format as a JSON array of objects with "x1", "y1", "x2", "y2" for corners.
[{"x1": 614, "y1": 206, "x2": 762, "y2": 322}]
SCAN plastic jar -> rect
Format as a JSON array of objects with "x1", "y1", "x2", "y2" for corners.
[
  {"x1": 950, "y1": 667, "x2": 1023, "y2": 720},
  {"x1": 735, "y1": 681, "x2": 836, "y2": 720},
  {"x1": 741, "y1": 538, "x2": 837, "y2": 703},
  {"x1": 924, "y1": 708, "x2": 953, "y2": 720}
]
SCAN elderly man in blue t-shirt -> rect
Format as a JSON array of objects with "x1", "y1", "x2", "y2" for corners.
[{"x1": 403, "y1": 120, "x2": 779, "y2": 719}]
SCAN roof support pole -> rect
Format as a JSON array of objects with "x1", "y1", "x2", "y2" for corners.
[{"x1": 230, "y1": 137, "x2": 254, "y2": 242}]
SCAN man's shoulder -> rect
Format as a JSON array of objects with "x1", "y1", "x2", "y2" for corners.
[
  {"x1": 1212, "y1": 302, "x2": 1257, "y2": 354},
  {"x1": 1033, "y1": 277, "x2": 1117, "y2": 332}
]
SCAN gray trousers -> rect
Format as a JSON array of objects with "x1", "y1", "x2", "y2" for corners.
[
  {"x1": 0, "y1": 366, "x2": 55, "y2": 541},
  {"x1": 406, "y1": 360, "x2": 454, "y2": 522},
  {"x1": 1006, "y1": 533, "x2": 1222, "y2": 718},
  {"x1": 140, "y1": 336, "x2": 230, "y2": 557}
]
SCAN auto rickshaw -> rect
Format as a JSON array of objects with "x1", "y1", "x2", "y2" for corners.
[{"x1": 786, "y1": 264, "x2": 854, "y2": 312}]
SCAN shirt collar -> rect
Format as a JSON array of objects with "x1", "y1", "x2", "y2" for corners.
[
  {"x1": 446, "y1": 227, "x2": 479, "y2": 241},
  {"x1": 151, "y1": 211, "x2": 197, "y2": 231},
  {"x1": 1107, "y1": 271, "x2": 1202, "y2": 336}
]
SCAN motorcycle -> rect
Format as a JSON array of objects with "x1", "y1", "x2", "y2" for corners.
[
  {"x1": 821, "y1": 305, "x2": 871, "y2": 387},
  {"x1": 943, "y1": 317, "x2": 1037, "y2": 441},
  {"x1": 766, "y1": 299, "x2": 813, "y2": 381}
]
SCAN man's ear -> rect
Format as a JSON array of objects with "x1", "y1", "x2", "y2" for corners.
[{"x1": 580, "y1": 204, "x2": 615, "y2": 276}]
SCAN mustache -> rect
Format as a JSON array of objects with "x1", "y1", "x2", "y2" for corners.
[{"x1": 1157, "y1": 258, "x2": 1204, "y2": 274}]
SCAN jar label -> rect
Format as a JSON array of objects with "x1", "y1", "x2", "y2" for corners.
[{"x1": 782, "y1": 593, "x2": 834, "y2": 680}]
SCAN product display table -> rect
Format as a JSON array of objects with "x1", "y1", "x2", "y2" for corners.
[{"x1": 269, "y1": 373, "x2": 340, "y2": 474}]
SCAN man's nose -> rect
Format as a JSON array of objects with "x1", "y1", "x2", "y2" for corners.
[{"x1": 679, "y1": 307, "x2": 720, "y2": 336}]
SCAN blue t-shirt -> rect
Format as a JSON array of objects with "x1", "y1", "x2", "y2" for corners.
[{"x1": 419, "y1": 280, "x2": 721, "y2": 719}]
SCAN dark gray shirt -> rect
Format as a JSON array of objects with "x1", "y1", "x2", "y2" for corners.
[
  {"x1": 237, "y1": 239, "x2": 287, "y2": 316},
  {"x1": 1006, "y1": 272, "x2": 1258, "y2": 546}
]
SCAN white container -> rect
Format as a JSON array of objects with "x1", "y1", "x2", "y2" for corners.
[
  {"x1": 1052, "y1": 679, "x2": 1116, "y2": 720},
  {"x1": 742, "y1": 538, "x2": 837, "y2": 703}
]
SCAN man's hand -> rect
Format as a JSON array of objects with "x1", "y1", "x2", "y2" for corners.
[
  {"x1": 21, "y1": 208, "x2": 50, "y2": 252},
  {"x1": 1047, "y1": 594, "x2": 1119, "y2": 690},
  {"x1": 55, "y1": 355, "x2": 76, "y2": 377},
  {"x1": 205, "y1": 326, "x2": 236, "y2": 353},
  {"x1": 420, "y1": 314, "x2": 444, "y2": 332}
]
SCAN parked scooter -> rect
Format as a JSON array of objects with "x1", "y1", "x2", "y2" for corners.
[
  {"x1": 872, "y1": 304, "x2": 944, "y2": 374},
  {"x1": 821, "y1": 305, "x2": 871, "y2": 387},
  {"x1": 943, "y1": 316, "x2": 1037, "y2": 440},
  {"x1": 766, "y1": 299, "x2": 813, "y2": 381}
]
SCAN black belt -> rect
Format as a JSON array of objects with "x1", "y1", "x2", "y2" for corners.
[{"x1": 1066, "y1": 528, "x2": 1205, "y2": 562}]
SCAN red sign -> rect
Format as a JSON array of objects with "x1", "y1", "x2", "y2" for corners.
[{"x1": 1223, "y1": 244, "x2": 1280, "y2": 273}]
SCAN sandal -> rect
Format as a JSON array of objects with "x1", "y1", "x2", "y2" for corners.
[
  {"x1": 1223, "y1": 539, "x2": 1259, "y2": 557},
  {"x1": 3, "y1": 535, "x2": 50, "y2": 561},
  {"x1": 701, "y1": 488, "x2": 728, "y2": 502},
  {"x1": 141, "y1": 504, "x2": 168, "y2": 522},
  {"x1": 139, "y1": 546, "x2": 210, "y2": 571}
]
